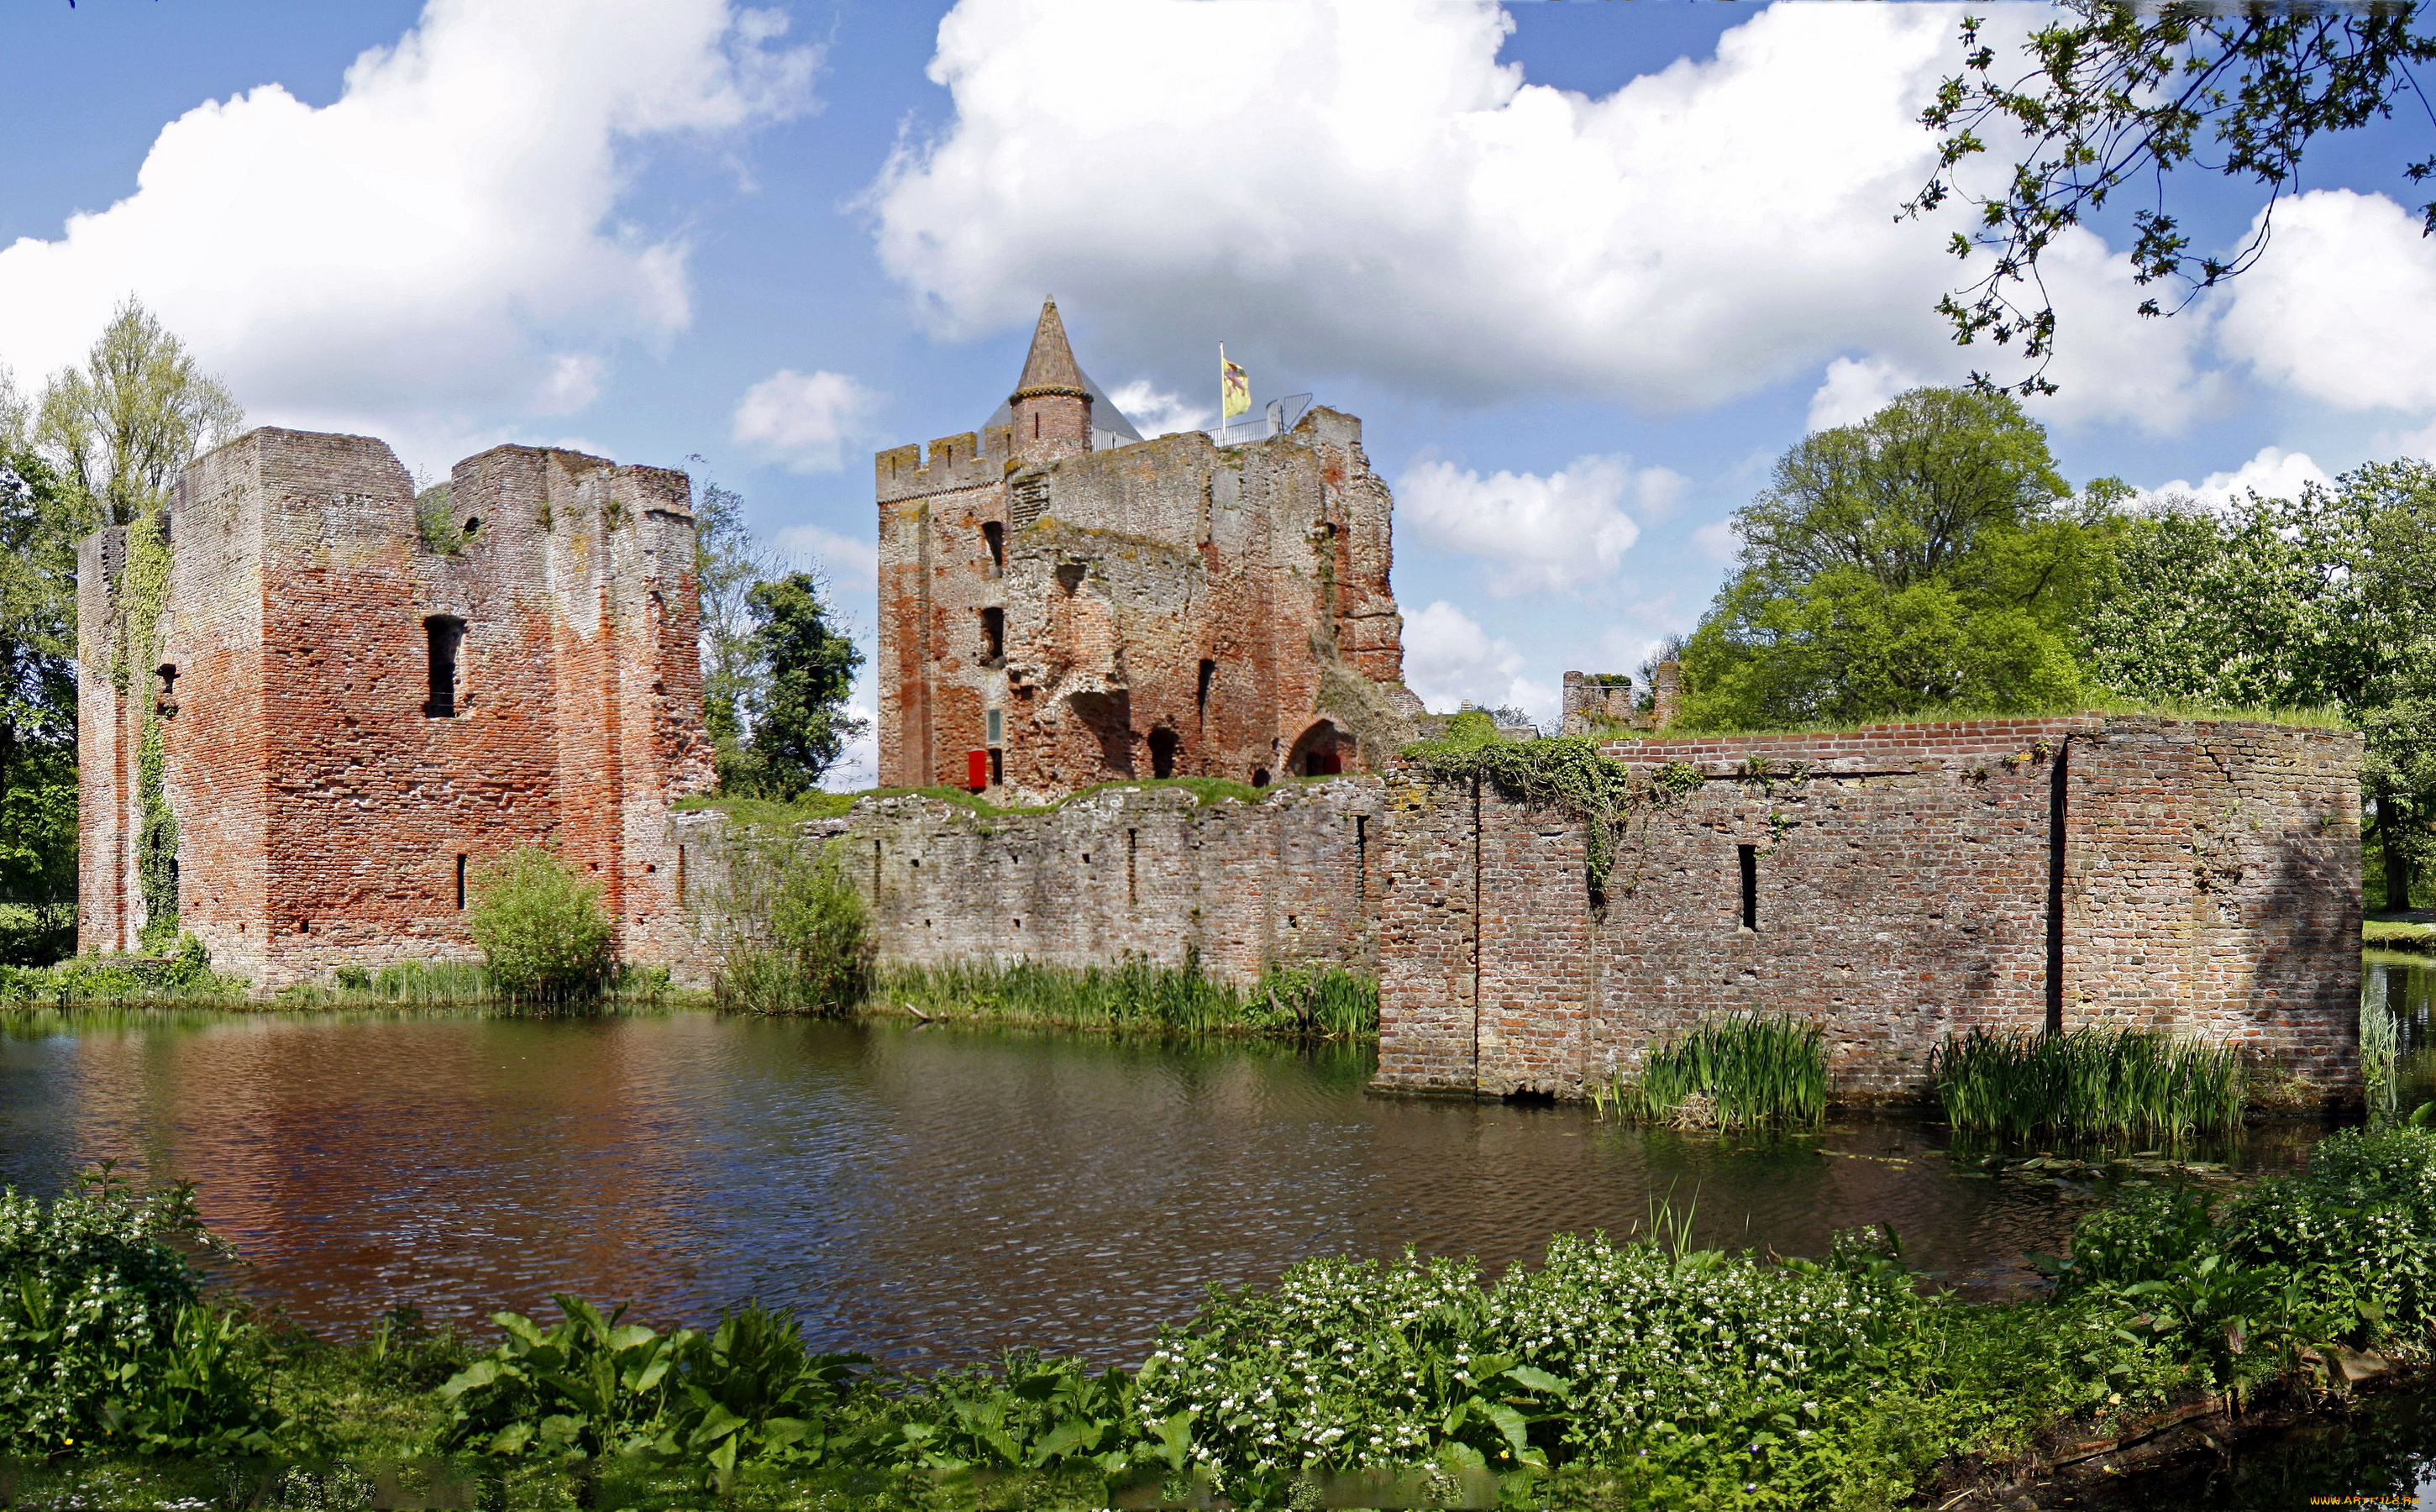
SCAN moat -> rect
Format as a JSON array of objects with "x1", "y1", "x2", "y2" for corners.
[{"x1": 0, "y1": 1003, "x2": 2354, "y2": 1368}]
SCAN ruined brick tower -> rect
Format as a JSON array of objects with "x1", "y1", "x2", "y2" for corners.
[
  {"x1": 77, "y1": 428, "x2": 714, "y2": 986},
  {"x1": 876, "y1": 300, "x2": 1420, "y2": 799}
]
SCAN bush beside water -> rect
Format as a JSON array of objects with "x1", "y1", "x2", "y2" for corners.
[
  {"x1": 468, "y1": 847, "x2": 614, "y2": 1002},
  {"x1": 12, "y1": 1126, "x2": 2436, "y2": 1507}
]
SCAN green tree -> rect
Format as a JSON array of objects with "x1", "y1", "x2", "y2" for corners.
[
  {"x1": 2087, "y1": 463, "x2": 2436, "y2": 910},
  {"x1": 685, "y1": 463, "x2": 770, "y2": 785},
  {"x1": 34, "y1": 300, "x2": 243, "y2": 527},
  {"x1": 1911, "y1": 4, "x2": 2436, "y2": 392},
  {"x1": 737, "y1": 571, "x2": 866, "y2": 798},
  {"x1": 1677, "y1": 387, "x2": 2118, "y2": 731}
]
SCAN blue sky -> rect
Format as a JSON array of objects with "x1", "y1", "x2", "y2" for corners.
[{"x1": 5, "y1": 0, "x2": 2432, "y2": 784}]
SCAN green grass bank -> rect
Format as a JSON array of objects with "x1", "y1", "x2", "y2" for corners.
[{"x1": 3, "y1": 1126, "x2": 2431, "y2": 1509}]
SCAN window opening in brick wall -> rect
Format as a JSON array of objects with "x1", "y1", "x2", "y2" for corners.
[
  {"x1": 1149, "y1": 728, "x2": 1179, "y2": 779},
  {"x1": 1057, "y1": 561, "x2": 1085, "y2": 595},
  {"x1": 1127, "y1": 828, "x2": 1138, "y2": 905},
  {"x1": 987, "y1": 709, "x2": 1003, "y2": 747},
  {"x1": 989, "y1": 748, "x2": 1004, "y2": 786},
  {"x1": 1198, "y1": 659, "x2": 1215, "y2": 722},
  {"x1": 981, "y1": 606, "x2": 1005, "y2": 662},
  {"x1": 463, "y1": 516, "x2": 481, "y2": 538},
  {"x1": 455, "y1": 853, "x2": 468, "y2": 910},
  {"x1": 1738, "y1": 844, "x2": 1758, "y2": 931},
  {"x1": 1252, "y1": 767, "x2": 1270, "y2": 788},
  {"x1": 983, "y1": 521, "x2": 1005, "y2": 576},
  {"x1": 423, "y1": 616, "x2": 466, "y2": 717},
  {"x1": 1356, "y1": 814, "x2": 1368, "y2": 905},
  {"x1": 154, "y1": 664, "x2": 178, "y2": 717}
]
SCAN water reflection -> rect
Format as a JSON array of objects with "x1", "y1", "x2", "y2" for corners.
[{"x1": 0, "y1": 1009, "x2": 2326, "y2": 1368}]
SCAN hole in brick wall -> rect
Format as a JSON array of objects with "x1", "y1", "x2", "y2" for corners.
[
  {"x1": 643, "y1": 863, "x2": 656, "y2": 874},
  {"x1": 1503, "y1": 1089, "x2": 1557, "y2": 1107},
  {"x1": 455, "y1": 853, "x2": 468, "y2": 911},
  {"x1": 1252, "y1": 768, "x2": 1270, "y2": 788},
  {"x1": 981, "y1": 607, "x2": 1005, "y2": 663},
  {"x1": 1081, "y1": 853, "x2": 1090, "y2": 865},
  {"x1": 1149, "y1": 729, "x2": 1179, "y2": 779},
  {"x1": 462, "y1": 517, "x2": 481, "y2": 538},
  {"x1": 1056, "y1": 562, "x2": 1085, "y2": 595},
  {"x1": 155, "y1": 664, "x2": 179, "y2": 715},
  {"x1": 1198, "y1": 659, "x2": 1216, "y2": 718},
  {"x1": 983, "y1": 521, "x2": 1005, "y2": 575},
  {"x1": 1013, "y1": 917, "x2": 1022, "y2": 929},
  {"x1": 989, "y1": 748, "x2": 1003, "y2": 786},
  {"x1": 1738, "y1": 843, "x2": 1758, "y2": 931},
  {"x1": 423, "y1": 616, "x2": 465, "y2": 717}
]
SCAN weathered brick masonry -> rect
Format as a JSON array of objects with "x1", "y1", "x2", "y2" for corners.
[
  {"x1": 79, "y1": 428, "x2": 713, "y2": 986},
  {"x1": 674, "y1": 780, "x2": 1379, "y2": 985},
  {"x1": 1374, "y1": 716, "x2": 2362, "y2": 1108},
  {"x1": 877, "y1": 300, "x2": 1420, "y2": 802}
]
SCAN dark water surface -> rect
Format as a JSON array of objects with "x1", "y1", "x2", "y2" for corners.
[{"x1": 0, "y1": 1005, "x2": 2316, "y2": 1370}]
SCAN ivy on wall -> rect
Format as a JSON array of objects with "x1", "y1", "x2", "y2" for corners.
[{"x1": 118, "y1": 512, "x2": 180, "y2": 948}]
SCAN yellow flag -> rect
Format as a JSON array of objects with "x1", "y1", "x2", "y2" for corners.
[{"x1": 1221, "y1": 346, "x2": 1250, "y2": 418}]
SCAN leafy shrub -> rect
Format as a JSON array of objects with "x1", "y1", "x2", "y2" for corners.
[
  {"x1": 711, "y1": 834, "x2": 875, "y2": 1014},
  {"x1": 467, "y1": 847, "x2": 612, "y2": 1001},
  {"x1": 0, "y1": 934, "x2": 244, "y2": 1006},
  {"x1": 0, "y1": 1166, "x2": 276, "y2": 1456},
  {"x1": 438, "y1": 1296, "x2": 868, "y2": 1492}
]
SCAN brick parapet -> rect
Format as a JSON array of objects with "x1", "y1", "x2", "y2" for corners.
[
  {"x1": 673, "y1": 779, "x2": 1382, "y2": 990},
  {"x1": 1379, "y1": 714, "x2": 2363, "y2": 1109}
]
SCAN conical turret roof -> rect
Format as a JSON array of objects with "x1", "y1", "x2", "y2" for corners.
[{"x1": 1010, "y1": 297, "x2": 1089, "y2": 399}]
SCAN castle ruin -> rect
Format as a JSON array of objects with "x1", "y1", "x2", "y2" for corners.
[
  {"x1": 875, "y1": 300, "x2": 1421, "y2": 801},
  {"x1": 77, "y1": 428, "x2": 712, "y2": 986}
]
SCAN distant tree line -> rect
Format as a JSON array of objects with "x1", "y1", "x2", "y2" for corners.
[
  {"x1": 1672, "y1": 385, "x2": 2436, "y2": 911},
  {"x1": 0, "y1": 302, "x2": 861, "y2": 963}
]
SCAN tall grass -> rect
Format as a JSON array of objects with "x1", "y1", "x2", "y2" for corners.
[
  {"x1": 1593, "y1": 1013, "x2": 1828, "y2": 1129},
  {"x1": 878, "y1": 956, "x2": 1378, "y2": 1039},
  {"x1": 1929, "y1": 1026, "x2": 2244, "y2": 1141},
  {"x1": 2363, "y1": 972, "x2": 2402, "y2": 1126},
  {"x1": 269, "y1": 960, "x2": 678, "y2": 1011}
]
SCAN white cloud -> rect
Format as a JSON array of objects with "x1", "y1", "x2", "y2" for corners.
[
  {"x1": 0, "y1": 0, "x2": 817, "y2": 465},
  {"x1": 2216, "y1": 189, "x2": 2436, "y2": 412},
  {"x1": 1691, "y1": 518, "x2": 1740, "y2": 564},
  {"x1": 2142, "y1": 446, "x2": 2333, "y2": 512},
  {"x1": 871, "y1": 0, "x2": 1973, "y2": 409},
  {"x1": 731, "y1": 369, "x2": 882, "y2": 472},
  {"x1": 1396, "y1": 453, "x2": 1671, "y2": 595},
  {"x1": 1807, "y1": 355, "x2": 1918, "y2": 431},
  {"x1": 1402, "y1": 600, "x2": 1554, "y2": 724},
  {"x1": 773, "y1": 521, "x2": 879, "y2": 586},
  {"x1": 1104, "y1": 379, "x2": 1211, "y2": 437},
  {"x1": 868, "y1": 0, "x2": 2212, "y2": 428}
]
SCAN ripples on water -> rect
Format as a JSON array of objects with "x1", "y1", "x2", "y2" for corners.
[{"x1": 0, "y1": 1008, "x2": 2321, "y2": 1368}]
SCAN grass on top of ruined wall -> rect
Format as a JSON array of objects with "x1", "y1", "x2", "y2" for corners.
[
  {"x1": 675, "y1": 776, "x2": 1296, "y2": 832},
  {"x1": 1634, "y1": 690, "x2": 2355, "y2": 743},
  {"x1": 875, "y1": 957, "x2": 1378, "y2": 1039}
]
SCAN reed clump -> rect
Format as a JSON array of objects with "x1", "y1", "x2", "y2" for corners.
[
  {"x1": 709, "y1": 832, "x2": 875, "y2": 1016},
  {"x1": 1592, "y1": 1012, "x2": 1828, "y2": 1129},
  {"x1": 878, "y1": 956, "x2": 1378, "y2": 1039},
  {"x1": 1929, "y1": 1026, "x2": 2244, "y2": 1141}
]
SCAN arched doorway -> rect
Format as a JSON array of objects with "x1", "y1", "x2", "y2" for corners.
[{"x1": 1287, "y1": 720, "x2": 1349, "y2": 778}]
